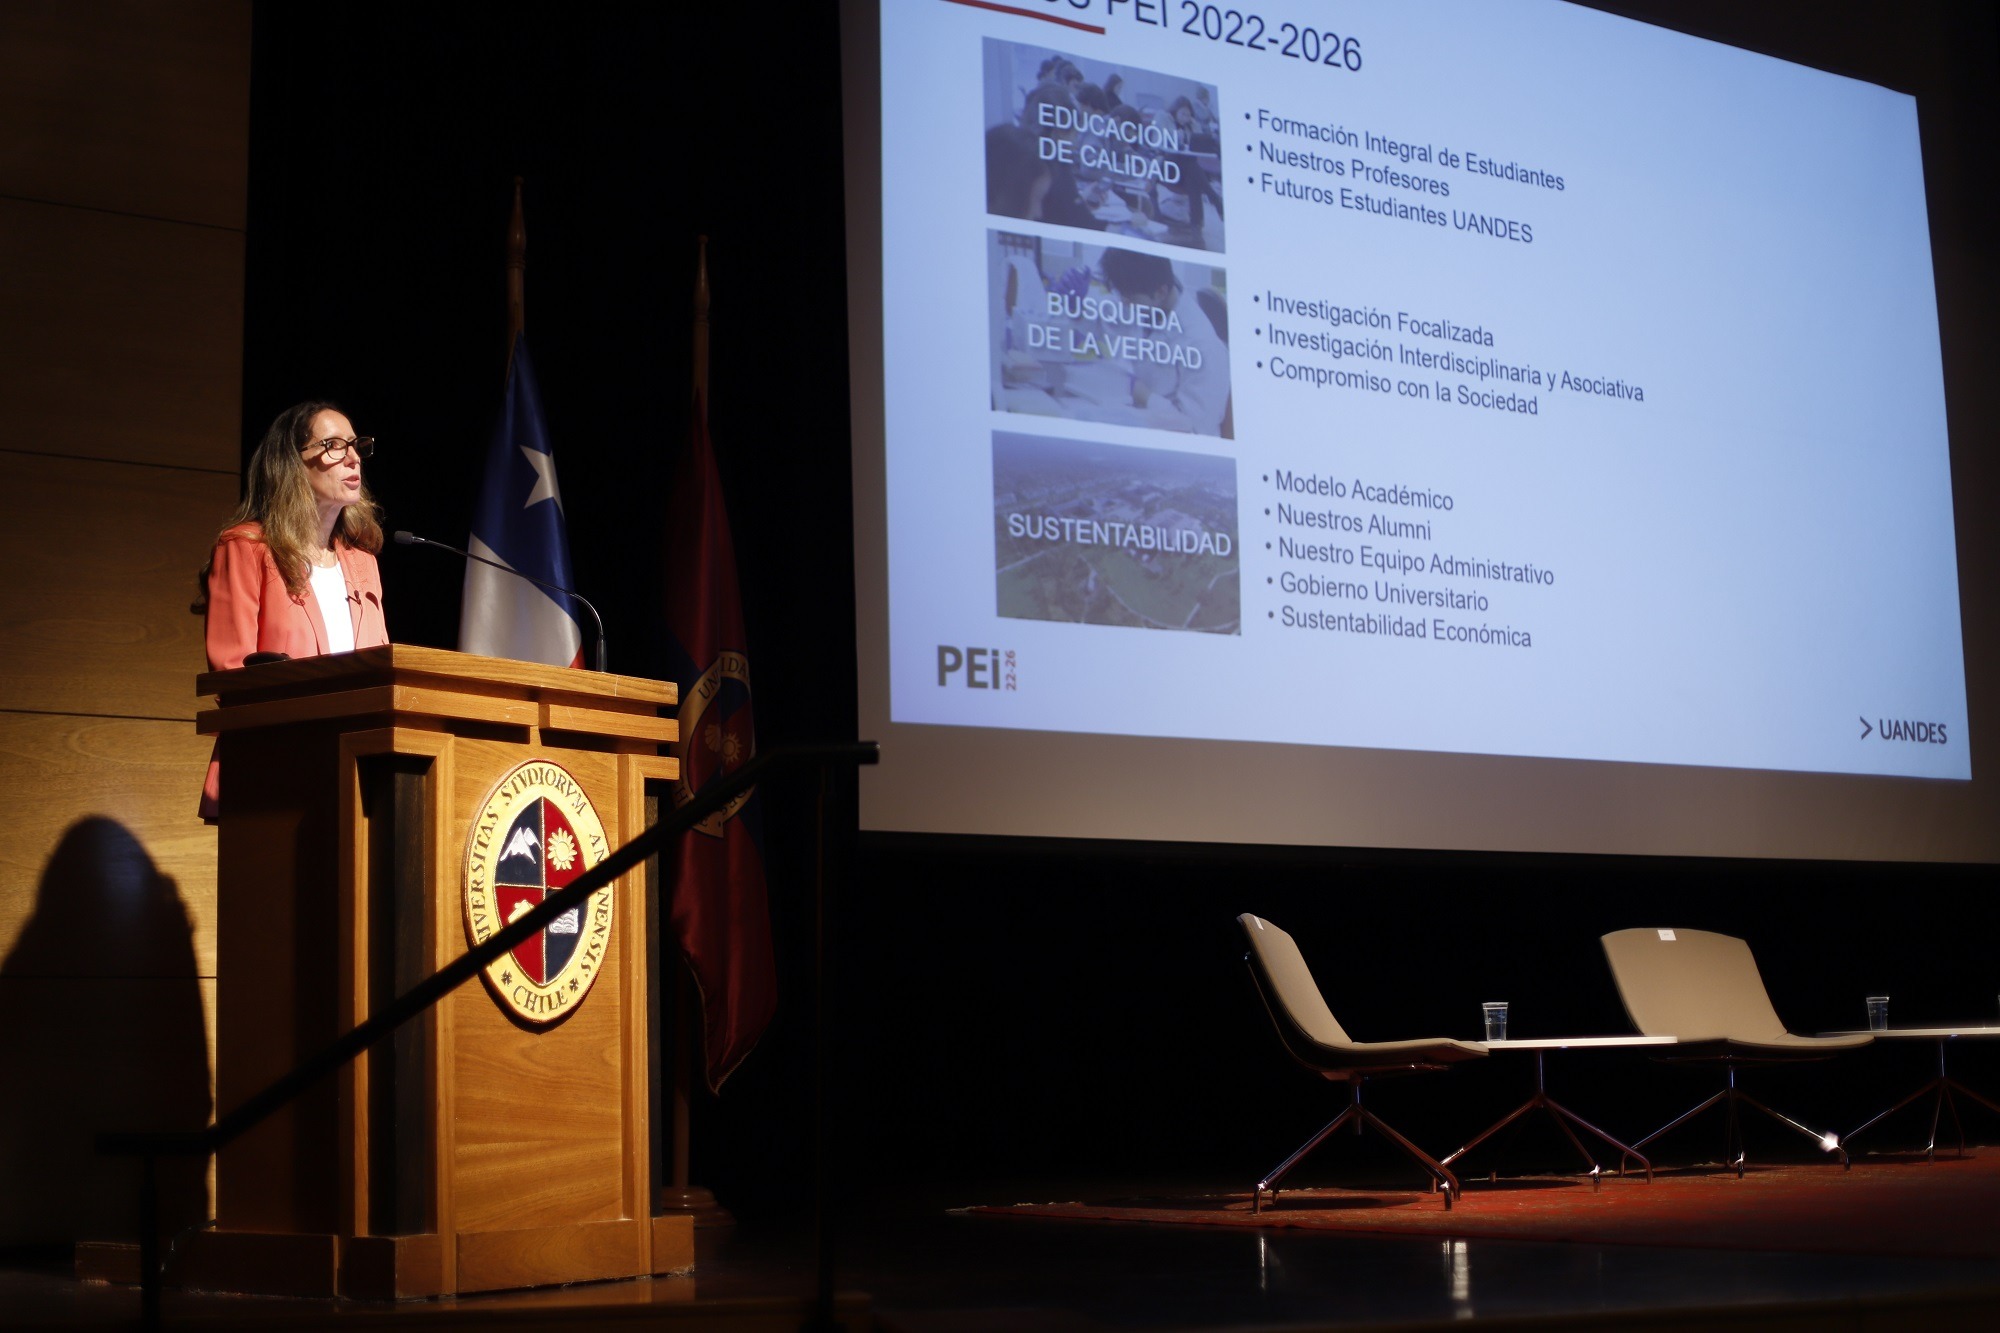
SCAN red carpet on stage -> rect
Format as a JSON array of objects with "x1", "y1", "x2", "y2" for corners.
[{"x1": 969, "y1": 1155, "x2": 2000, "y2": 1260}]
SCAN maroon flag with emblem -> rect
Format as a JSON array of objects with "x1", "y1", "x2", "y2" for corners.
[{"x1": 663, "y1": 387, "x2": 775, "y2": 1092}]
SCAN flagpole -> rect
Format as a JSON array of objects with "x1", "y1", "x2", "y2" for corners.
[
  {"x1": 505, "y1": 176, "x2": 526, "y2": 376},
  {"x1": 691, "y1": 234, "x2": 710, "y2": 402},
  {"x1": 658, "y1": 235, "x2": 732, "y2": 1228}
]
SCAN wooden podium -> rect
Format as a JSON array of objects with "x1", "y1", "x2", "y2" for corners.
[{"x1": 186, "y1": 645, "x2": 691, "y2": 1298}]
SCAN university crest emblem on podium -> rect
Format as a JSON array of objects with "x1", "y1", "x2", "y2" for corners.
[{"x1": 464, "y1": 760, "x2": 613, "y2": 1024}]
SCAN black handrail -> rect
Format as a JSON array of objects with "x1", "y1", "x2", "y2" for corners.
[{"x1": 100, "y1": 740, "x2": 877, "y2": 1321}]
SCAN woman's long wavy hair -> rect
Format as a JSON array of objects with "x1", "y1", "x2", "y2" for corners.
[{"x1": 192, "y1": 401, "x2": 384, "y2": 613}]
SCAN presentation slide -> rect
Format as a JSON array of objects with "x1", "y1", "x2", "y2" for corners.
[{"x1": 848, "y1": 0, "x2": 1979, "y2": 854}]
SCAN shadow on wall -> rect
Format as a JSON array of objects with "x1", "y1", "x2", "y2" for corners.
[{"x1": 0, "y1": 818, "x2": 211, "y2": 1247}]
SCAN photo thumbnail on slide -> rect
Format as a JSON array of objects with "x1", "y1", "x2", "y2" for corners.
[
  {"x1": 993, "y1": 431, "x2": 1239, "y2": 635},
  {"x1": 983, "y1": 37, "x2": 1225, "y2": 253},
  {"x1": 991, "y1": 231, "x2": 1233, "y2": 439}
]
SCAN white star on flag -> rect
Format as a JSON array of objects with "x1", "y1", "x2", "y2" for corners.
[{"x1": 521, "y1": 445, "x2": 564, "y2": 513}]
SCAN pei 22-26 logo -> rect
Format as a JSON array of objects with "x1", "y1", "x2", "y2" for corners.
[{"x1": 937, "y1": 645, "x2": 1017, "y2": 691}]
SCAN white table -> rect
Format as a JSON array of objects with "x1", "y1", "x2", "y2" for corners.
[
  {"x1": 1441, "y1": 1037, "x2": 1680, "y2": 1187},
  {"x1": 1821, "y1": 1026, "x2": 2000, "y2": 1158}
]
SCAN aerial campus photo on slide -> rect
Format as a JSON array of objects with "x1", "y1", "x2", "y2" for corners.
[
  {"x1": 875, "y1": 0, "x2": 1968, "y2": 781},
  {"x1": 992, "y1": 430, "x2": 1240, "y2": 634}
]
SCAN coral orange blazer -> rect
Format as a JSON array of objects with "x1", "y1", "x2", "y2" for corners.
[{"x1": 197, "y1": 523, "x2": 389, "y2": 820}]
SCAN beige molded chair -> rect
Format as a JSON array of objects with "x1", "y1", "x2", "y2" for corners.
[
  {"x1": 1239, "y1": 913, "x2": 1486, "y2": 1210},
  {"x1": 1600, "y1": 928, "x2": 1871, "y2": 1174}
]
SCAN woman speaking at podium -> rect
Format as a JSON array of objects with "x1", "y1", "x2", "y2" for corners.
[{"x1": 194, "y1": 401, "x2": 389, "y2": 820}]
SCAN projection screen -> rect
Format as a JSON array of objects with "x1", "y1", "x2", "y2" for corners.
[{"x1": 843, "y1": 0, "x2": 1997, "y2": 860}]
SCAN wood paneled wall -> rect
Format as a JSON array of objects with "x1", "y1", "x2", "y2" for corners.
[{"x1": 0, "y1": 0, "x2": 249, "y2": 1245}]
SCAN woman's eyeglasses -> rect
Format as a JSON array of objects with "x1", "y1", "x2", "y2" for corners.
[{"x1": 303, "y1": 436, "x2": 375, "y2": 464}]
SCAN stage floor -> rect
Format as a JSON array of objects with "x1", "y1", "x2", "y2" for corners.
[{"x1": 7, "y1": 1165, "x2": 2000, "y2": 1330}]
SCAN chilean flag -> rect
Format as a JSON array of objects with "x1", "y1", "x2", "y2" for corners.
[
  {"x1": 460, "y1": 333, "x2": 586, "y2": 667},
  {"x1": 664, "y1": 389, "x2": 775, "y2": 1093}
]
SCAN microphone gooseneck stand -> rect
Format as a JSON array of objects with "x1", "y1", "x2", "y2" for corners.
[{"x1": 393, "y1": 529, "x2": 609, "y2": 672}]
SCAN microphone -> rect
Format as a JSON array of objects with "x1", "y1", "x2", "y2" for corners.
[{"x1": 394, "y1": 530, "x2": 608, "y2": 673}]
